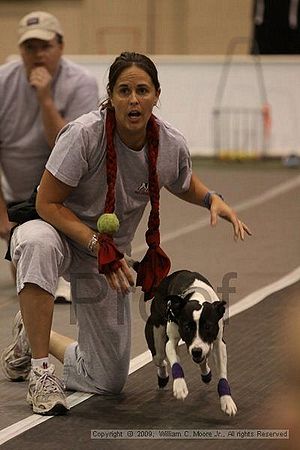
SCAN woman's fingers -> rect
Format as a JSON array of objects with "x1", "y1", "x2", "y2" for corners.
[
  {"x1": 210, "y1": 207, "x2": 218, "y2": 227},
  {"x1": 243, "y1": 222, "x2": 252, "y2": 236},
  {"x1": 105, "y1": 258, "x2": 135, "y2": 295},
  {"x1": 106, "y1": 270, "x2": 120, "y2": 291},
  {"x1": 210, "y1": 199, "x2": 252, "y2": 241},
  {"x1": 233, "y1": 217, "x2": 241, "y2": 241},
  {"x1": 233, "y1": 219, "x2": 252, "y2": 241},
  {"x1": 119, "y1": 258, "x2": 135, "y2": 286}
]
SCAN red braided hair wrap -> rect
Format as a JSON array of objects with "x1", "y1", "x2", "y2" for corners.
[
  {"x1": 97, "y1": 108, "x2": 171, "y2": 299},
  {"x1": 97, "y1": 109, "x2": 124, "y2": 273}
]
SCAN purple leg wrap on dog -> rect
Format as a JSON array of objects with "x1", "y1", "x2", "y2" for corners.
[
  {"x1": 218, "y1": 378, "x2": 231, "y2": 397},
  {"x1": 172, "y1": 363, "x2": 184, "y2": 379}
]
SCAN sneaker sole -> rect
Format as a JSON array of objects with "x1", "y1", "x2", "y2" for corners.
[
  {"x1": 32, "y1": 402, "x2": 69, "y2": 416},
  {"x1": 27, "y1": 392, "x2": 69, "y2": 415},
  {"x1": 0, "y1": 312, "x2": 31, "y2": 381},
  {"x1": 54, "y1": 296, "x2": 71, "y2": 304}
]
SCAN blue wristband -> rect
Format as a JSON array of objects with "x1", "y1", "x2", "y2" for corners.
[{"x1": 203, "y1": 191, "x2": 224, "y2": 209}]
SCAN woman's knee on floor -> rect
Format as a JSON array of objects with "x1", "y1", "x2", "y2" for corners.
[
  {"x1": 86, "y1": 372, "x2": 128, "y2": 395},
  {"x1": 64, "y1": 342, "x2": 129, "y2": 395}
]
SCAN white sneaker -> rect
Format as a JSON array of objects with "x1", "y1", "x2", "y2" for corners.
[
  {"x1": 27, "y1": 364, "x2": 69, "y2": 415},
  {"x1": 55, "y1": 277, "x2": 71, "y2": 303},
  {"x1": 0, "y1": 311, "x2": 31, "y2": 381}
]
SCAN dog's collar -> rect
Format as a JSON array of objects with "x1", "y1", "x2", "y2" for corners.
[
  {"x1": 166, "y1": 284, "x2": 217, "y2": 323},
  {"x1": 166, "y1": 287, "x2": 205, "y2": 323}
]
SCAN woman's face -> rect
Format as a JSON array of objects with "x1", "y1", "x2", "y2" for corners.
[{"x1": 110, "y1": 65, "x2": 160, "y2": 150}]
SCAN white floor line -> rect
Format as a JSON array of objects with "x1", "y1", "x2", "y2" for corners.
[
  {"x1": 1, "y1": 265, "x2": 299, "y2": 445},
  {"x1": 1, "y1": 175, "x2": 300, "y2": 445},
  {"x1": 133, "y1": 173, "x2": 300, "y2": 255},
  {"x1": 0, "y1": 392, "x2": 94, "y2": 446},
  {"x1": 228, "y1": 266, "x2": 300, "y2": 318}
]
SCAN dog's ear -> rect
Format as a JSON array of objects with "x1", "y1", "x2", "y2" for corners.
[
  {"x1": 212, "y1": 300, "x2": 227, "y2": 320},
  {"x1": 183, "y1": 291, "x2": 195, "y2": 303},
  {"x1": 166, "y1": 294, "x2": 187, "y2": 321}
]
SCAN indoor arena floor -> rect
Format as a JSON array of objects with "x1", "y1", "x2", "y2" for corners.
[{"x1": 0, "y1": 159, "x2": 299, "y2": 449}]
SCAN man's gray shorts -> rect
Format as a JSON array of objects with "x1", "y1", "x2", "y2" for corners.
[{"x1": 10, "y1": 219, "x2": 131, "y2": 394}]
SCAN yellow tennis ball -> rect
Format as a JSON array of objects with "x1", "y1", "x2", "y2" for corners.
[{"x1": 97, "y1": 213, "x2": 120, "y2": 235}]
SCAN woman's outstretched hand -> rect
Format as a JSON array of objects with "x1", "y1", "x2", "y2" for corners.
[{"x1": 209, "y1": 194, "x2": 252, "y2": 241}]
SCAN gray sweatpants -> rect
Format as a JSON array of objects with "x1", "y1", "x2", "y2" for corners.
[{"x1": 10, "y1": 219, "x2": 131, "y2": 394}]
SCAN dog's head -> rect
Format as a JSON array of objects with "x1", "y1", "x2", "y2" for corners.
[{"x1": 167, "y1": 293, "x2": 226, "y2": 363}]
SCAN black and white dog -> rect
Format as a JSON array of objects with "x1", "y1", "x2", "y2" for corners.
[{"x1": 145, "y1": 270, "x2": 237, "y2": 416}]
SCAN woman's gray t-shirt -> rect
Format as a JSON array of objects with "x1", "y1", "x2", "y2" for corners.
[{"x1": 46, "y1": 109, "x2": 192, "y2": 253}]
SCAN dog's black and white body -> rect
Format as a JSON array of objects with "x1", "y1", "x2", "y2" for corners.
[{"x1": 145, "y1": 270, "x2": 237, "y2": 416}]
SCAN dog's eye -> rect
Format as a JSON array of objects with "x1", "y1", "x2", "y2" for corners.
[{"x1": 202, "y1": 322, "x2": 218, "y2": 341}]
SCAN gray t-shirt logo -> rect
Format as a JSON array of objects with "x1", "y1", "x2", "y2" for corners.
[{"x1": 135, "y1": 182, "x2": 149, "y2": 195}]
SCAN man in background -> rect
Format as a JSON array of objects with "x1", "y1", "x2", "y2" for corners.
[{"x1": 0, "y1": 11, "x2": 99, "y2": 301}]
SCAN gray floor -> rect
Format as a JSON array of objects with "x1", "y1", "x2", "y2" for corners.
[
  {"x1": 0, "y1": 160, "x2": 299, "y2": 449},
  {"x1": 2, "y1": 281, "x2": 298, "y2": 450}
]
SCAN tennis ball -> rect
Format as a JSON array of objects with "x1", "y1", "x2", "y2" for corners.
[{"x1": 97, "y1": 213, "x2": 120, "y2": 235}]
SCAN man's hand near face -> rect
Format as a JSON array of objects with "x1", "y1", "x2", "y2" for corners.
[{"x1": 29, "y1": 66, "x2": 53, "y2": 102}]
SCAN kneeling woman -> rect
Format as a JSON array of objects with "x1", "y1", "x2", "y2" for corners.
[{"x1": 1, "y1": 52, "x2": 251, "y2": 415}]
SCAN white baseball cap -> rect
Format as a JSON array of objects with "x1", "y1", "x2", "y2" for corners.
[{"x1": 18, "y1": 11, "x2": 64, "y2": 45}]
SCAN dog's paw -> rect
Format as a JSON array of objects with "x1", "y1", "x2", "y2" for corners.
[
  {"x1": 173, "y1": 378, "x2": 188, "y2": 400},
  {"x1": 220, "y1": 395, "x2": 237, "y2": 416}
]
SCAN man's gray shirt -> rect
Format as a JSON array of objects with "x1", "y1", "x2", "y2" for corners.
[{"x1": 0, "y1": 58, "x2": 99, "y2": 203}]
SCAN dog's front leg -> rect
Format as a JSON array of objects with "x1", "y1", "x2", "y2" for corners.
[
  {"x1": 199, "y1": 358, "x2": 212, "y2": 384},
  {"x1": 153, "y1": 326, "x2": 169, "y2": 388},
  {"x1": 213, "y1": 325, "x2": 237, "y2": 416},
  {"x1": 166, "y1": 322, "x2": 188, "y2": 400}
]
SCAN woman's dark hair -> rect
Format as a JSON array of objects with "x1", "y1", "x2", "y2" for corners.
[{"x1": 101, "y1": 52, "x2": 160, "y2": 109}]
